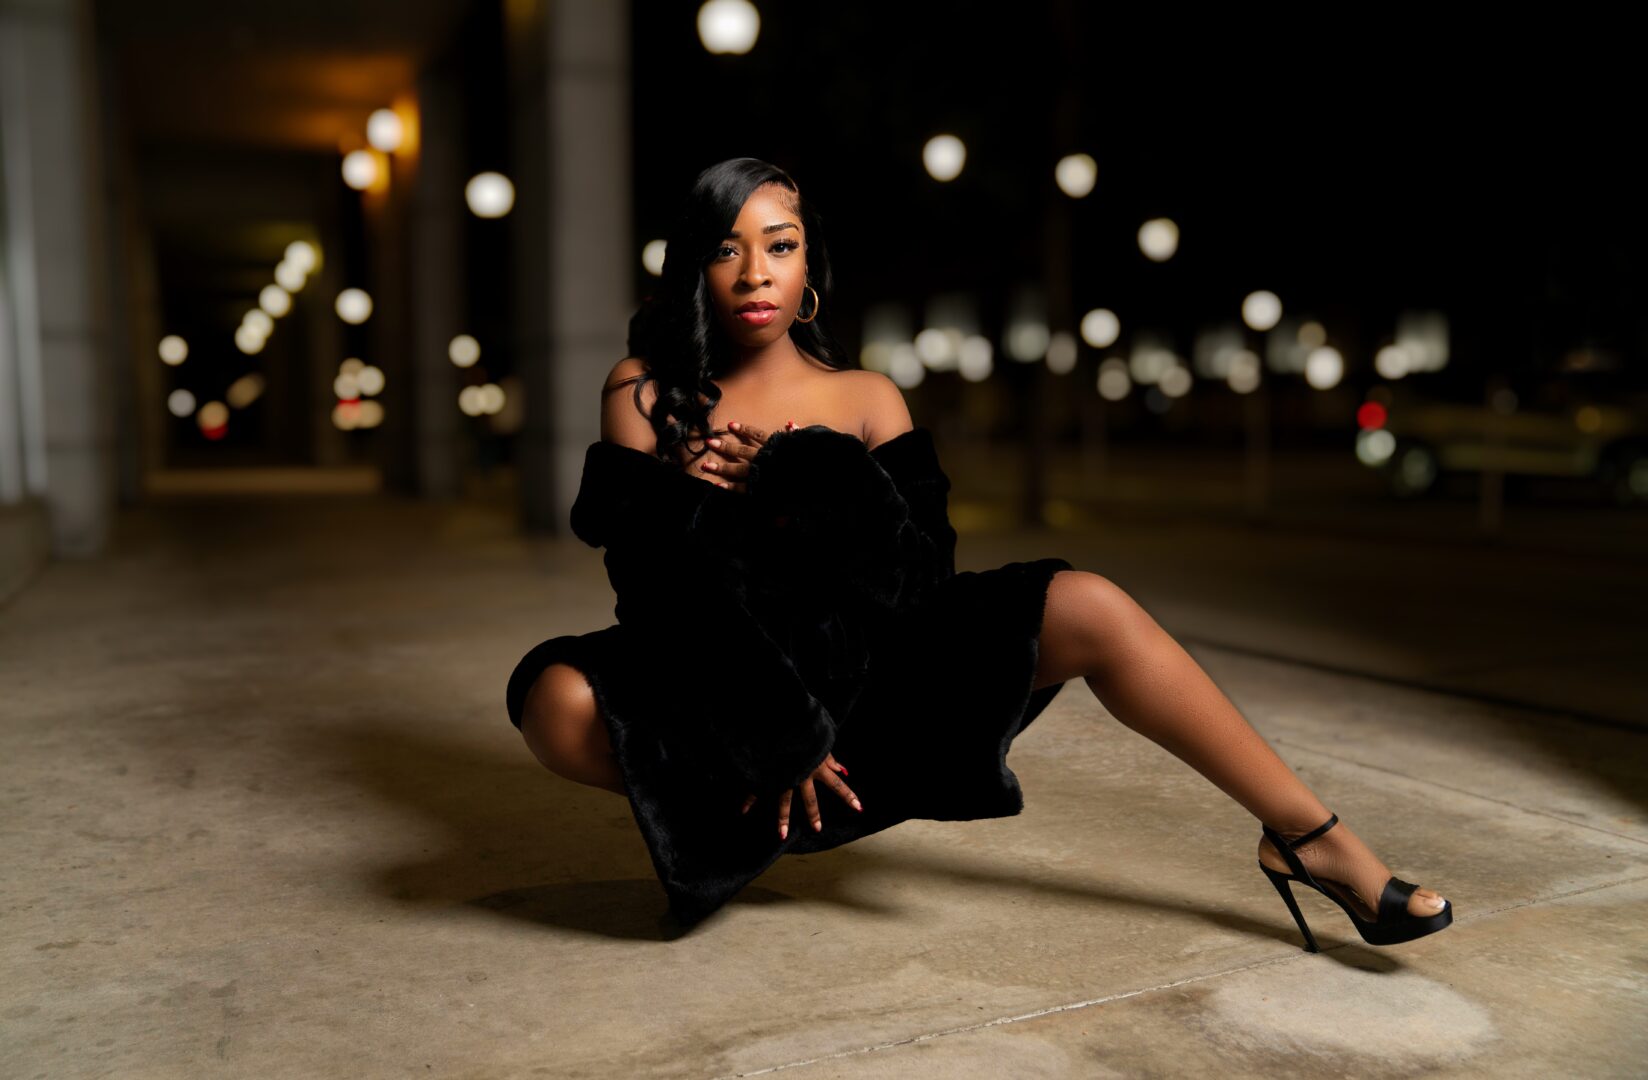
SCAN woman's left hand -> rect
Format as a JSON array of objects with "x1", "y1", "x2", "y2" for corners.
[
  {"x1": 741, "y1": 752, "x2": 862, "y2": 838},
  {"x1": 701, "y1": 419, "x2": 793, "y2": 493}
]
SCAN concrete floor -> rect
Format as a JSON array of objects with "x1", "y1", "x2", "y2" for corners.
[{"x1": 2, "y1": 492, "x2": 1644, "y2": 1077}]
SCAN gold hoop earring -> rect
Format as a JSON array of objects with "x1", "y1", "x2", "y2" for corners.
[{"x1": 794, "y1": 284, "x2": 820, "y2": 324}]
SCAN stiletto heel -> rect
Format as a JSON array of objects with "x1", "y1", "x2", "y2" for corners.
[
  {"x1": 1257, "y1": 812, "x2": 1453, "y2": 952},
  {"x1": 1260, "y1": 862, "x2": 1322, "y2": 953}
]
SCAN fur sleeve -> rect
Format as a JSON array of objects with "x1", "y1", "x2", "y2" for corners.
[
  {"x1": 569, "y1": 441, "x2": 837, "y2": 795},
  {"x1": 745, "y1": 424, "x2": 957, "y2": 611}
]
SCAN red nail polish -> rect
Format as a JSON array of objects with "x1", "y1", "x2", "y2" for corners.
[{"x1": 838, "y1": 764, "x2": 848, "y2": 776}]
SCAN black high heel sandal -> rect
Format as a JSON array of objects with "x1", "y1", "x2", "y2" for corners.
[{"x1": 1259, "y1": 812, "x2": 1452, "y2": 952}]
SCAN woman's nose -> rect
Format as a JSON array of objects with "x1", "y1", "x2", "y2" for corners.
[{"x1": 740, "y1": 254, "x2": 770, "y2": 287}]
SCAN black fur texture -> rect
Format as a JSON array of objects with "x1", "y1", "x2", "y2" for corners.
[{"x1": 507, "y1": 425, "x2": 1071, "y2": 927}]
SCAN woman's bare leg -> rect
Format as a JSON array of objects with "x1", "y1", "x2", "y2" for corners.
[
  {"x1": 520, "y1": 663, "x2": 628, "y2": 797},
  {"x1": 1034, "y1": 570, "x2": 1447, "y2": 921}
]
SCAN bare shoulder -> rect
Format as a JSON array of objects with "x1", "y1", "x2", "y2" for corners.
[
  {"x1": 600, "y1": 356, "x2": 659, "y2": 452},
  {"x1": 838, "y1": 369, "x2": 913, "y2": 448}
]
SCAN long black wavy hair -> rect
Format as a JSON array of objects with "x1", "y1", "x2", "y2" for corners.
[{"x1": 617, "y1": 157, "x2": 855, "y2": 464}]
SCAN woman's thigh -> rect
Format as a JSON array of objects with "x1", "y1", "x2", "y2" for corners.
[
  {"x1": 519, "y1": 661, "x2": 622, "y2": 790},
  {"x1": 1032, "y1": 569, "x2": 1151, "y2": 690}
]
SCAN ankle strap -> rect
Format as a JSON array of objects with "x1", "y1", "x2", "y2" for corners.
[{"x1": 1267, "y1": 813, "x2": 1339, "y2": 850}]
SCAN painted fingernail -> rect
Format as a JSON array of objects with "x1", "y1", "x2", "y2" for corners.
[
  {"x1": 780, "y1": 824, "x2": 787, "y2": 840},
  {"x1": 729, "y1": 421, "x2": 740, "y2": 430},
  {"x1": 852, "y1": 799, "x2": 863, "y2": 811},
  {"x1": 813, "y1": 820, "x2": 822, "y2": 832},
  {"x1": 708, "y1": 438, "x2": 721, "y2": 447},
  {"x1": 838, "y1": 764, "x2": 849, "y2": 776}
]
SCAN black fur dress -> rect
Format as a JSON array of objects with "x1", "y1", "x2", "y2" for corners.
[{"x1": 505, "y1": 424, "x2": 1072, "y2": 926}]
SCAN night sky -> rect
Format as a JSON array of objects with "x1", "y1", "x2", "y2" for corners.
[{"x1": 632, "y1": 5, "x2": 1643, "y2": 386}]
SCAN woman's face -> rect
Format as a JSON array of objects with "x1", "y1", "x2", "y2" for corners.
[{"x1": 704, "y1": 182, "x2": 808, "y2": 349}]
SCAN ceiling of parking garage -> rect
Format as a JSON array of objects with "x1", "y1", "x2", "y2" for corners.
[{"x1": 96, "y1": 0, "x2": 470, "y2": 152}]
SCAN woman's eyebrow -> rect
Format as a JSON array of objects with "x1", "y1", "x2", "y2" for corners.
[{"x1": 725, "y1": 222, "x2": 799, "y2": 238}]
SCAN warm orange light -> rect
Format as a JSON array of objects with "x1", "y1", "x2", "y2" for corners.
[{"x1": 390, "y1": 92, "x2": 420, "y2": 159}]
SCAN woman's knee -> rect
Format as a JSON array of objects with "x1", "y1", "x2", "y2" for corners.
[
  {"x1": 1038, "y1": 570, "x2": 1156, "y2": 682},
  {"x1": 519, "y1": 662, "x2": 618, "y2": 787}
]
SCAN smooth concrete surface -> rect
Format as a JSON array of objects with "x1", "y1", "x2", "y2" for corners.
[
  {"x1": 0, "y1": 494, "x2": 49, "y2": 605},
  {"x1": 2, "y1": 494, "x2": 1644, "y2": 1078}
]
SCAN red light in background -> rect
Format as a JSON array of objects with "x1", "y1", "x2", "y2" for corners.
[
  {"x1": 1357, "y1": 402, "x2": 1387, "y2": 430},
  {"x1": 202, "y1": 424, "x2": 228, "y2": 441}
]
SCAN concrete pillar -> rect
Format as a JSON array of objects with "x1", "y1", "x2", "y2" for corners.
[
  {"x1": 0, "y1": 0, "x2": 115, "y2": 557},
  {"x1": 304, "y1": 234, "x2": 349, "y2": 468},
  {"x1": 365, "y1": 126, "x2": 417, "y2": 495},
  {"x1": 410, "y1": 65, "x2": 466, "y2": 500},
  {"x1": 510, "y1": 0, "x2": 632, "y2": 531}
]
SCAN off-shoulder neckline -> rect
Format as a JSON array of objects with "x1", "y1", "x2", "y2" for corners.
[{"x1": 591, "y1": 424, "x2": 929, "y2": 467}]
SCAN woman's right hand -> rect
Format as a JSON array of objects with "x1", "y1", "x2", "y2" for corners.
[{"x1": 741, "y1": 752, "x2": 862, "y2": 839}]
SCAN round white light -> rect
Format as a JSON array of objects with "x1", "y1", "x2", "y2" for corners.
[
  {"x1": 478, "y1": 383, "x2": 506, "y2": 415},
  {"x1": 958, "y1": 335, "x2": 993, "y2": 382},
  {"x1": 356, "y1": 365, "x2": 385, "y2": 396},
  {"x1": 448, "y1": 334, "x2": 481, "y2": 368},
  {"x1": 235, "y1": 325, "x2": 266, "y2": 355},
  {"x1": 366, "y1": 108, "x2": 404, "y2": 153},
  {"x1": 1054, "y1": 153, "x2": 1098, "y2": 198},
  {"x1": 339, "y1": 357, "x2": 365, "y2": 376},
  {"x1": 1006, "y1": 320, "x2": 1050, "y2": 362},
  {"x1": 275, "y1": 259, "x2": 306, "y2": 292},
  {"x1": 356, "y1": 400, "x2": 384, "y2": 429},
  {"x1": 1159, "y1": 364, "x2": 1193, "y2": 398},
  {"x1": 1138, "y1": 218, "x2": 1180, "y2": 262},
  {"x1": 1304, "y1": 346, "x2": 1344, "y2": 389},
  {"x1": 465, "y1": 172, "x2": 515, "y2": 218},
  {"x1": 335, "y1": 288, "x2": 373, "y2": 325},
  {"x1": 922, "y1": 134, "x2": 966, "y2": 182},
  {"x1": 1375, "y1": 344, "x2": 1412, "y2": 380},
  {"x1": 259, "y1": 284, "x2": 291, "y2": 318},
  {"x1": 642, "y1": 239, "x2": 668, "y2": 277},
  {"x1": 1046, "y1": 331, "x2": 1078, "y2": 374},
  {"x1": 1241, "y1": 290, "x2": 1282, "y2": 332},
  {"x1": 888, "y1": 344, "x2": 925, "y2": 389},
  {"x1": 1080, "y1": 308, "x2": 1120, "y2": 348},
  {"x1": 1097, "y1": 357, "x2": 1131, "y2": 401},
  {"x1": 167, "y1": 388, "x2": 196, "y2": 417},
  {"x1": 914, "y1": 328, "x2": 960, "y2": 368},
  {"x1": 1298, "y1": 320, "x2": 1327, "y2": 347},
  {"x1": 1226, "y1": 350, "x2": 1262, "y2": 394},
  {"x1": 697, "y1": 0, "x2": 760, "y2": 54},
  {"x1": 158, "y1": 335, "x2": 188, "y2": 366},
  {"x1": 242, "y1": 309, "x2": 273, "y2": 337},
  {"x1": 1356, "y1": 428, "x2": 1397, "y2": 467},
  {"x1": 1130, "y1": 346, "x2": 1176, "y2": 385},
  {"x1": 342, "y1": 149, "x2": 379, "y2": 191},
  {"x1": 334, "y1": 372, "x2": 361, "y2": 400},
  {"x1": 285, "y1": 241, "x2": 318, "y2": 273},
  {"x1": 458, "y1": 385, "x2": 486, "y2": 417}
]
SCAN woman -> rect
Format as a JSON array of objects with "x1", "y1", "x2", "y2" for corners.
[{"x1": 507, "y1": 157, "x2": 1452, "y2": 946}]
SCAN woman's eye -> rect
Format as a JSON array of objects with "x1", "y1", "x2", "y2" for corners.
[{"x1": 716, "y1": 240, "x2": 797, "y2": 259}]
